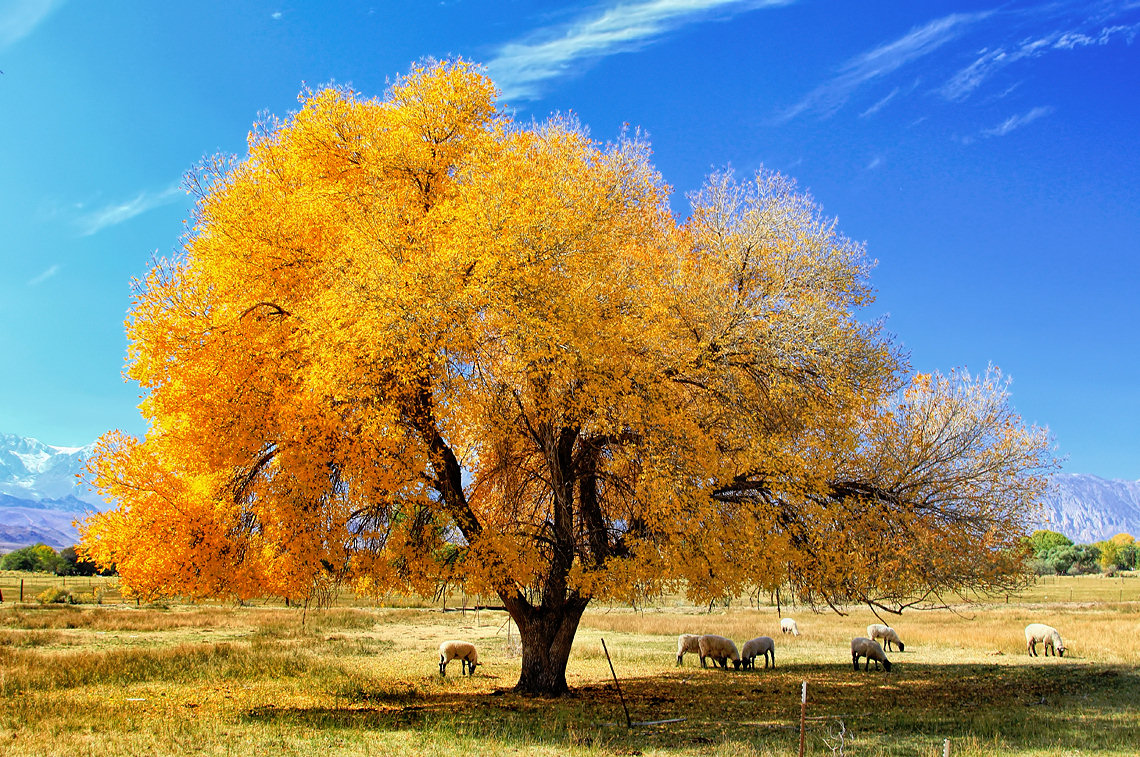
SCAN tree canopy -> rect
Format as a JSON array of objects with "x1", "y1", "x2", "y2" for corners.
[
  {"x1": 1026, "y1": 529, "x2": 1073, "y2": 556},
  {"x1": 82, "y1": 61, "x2": 1053, "y2": 694}
]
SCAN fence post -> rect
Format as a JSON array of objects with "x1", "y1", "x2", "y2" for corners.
[
  {"x1": 798, "y1": 681, "x2": 807, "y2": 757},
  {"x1": 20, "y1": 579, "x2": 24, "y2": 602},
  {"x1": 944, "y1": 737, "x2": 951, "y2": 756}
]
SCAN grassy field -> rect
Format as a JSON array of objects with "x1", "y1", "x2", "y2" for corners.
[{"x1": 1, "y1": 573, "x2": 1138, "y2": 756}]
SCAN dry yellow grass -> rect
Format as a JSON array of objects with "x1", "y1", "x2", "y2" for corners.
[{"x1": 0, "y1": 574, "x2": 1137, "y2": 756}]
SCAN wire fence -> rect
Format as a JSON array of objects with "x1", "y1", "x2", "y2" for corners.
[{"x1": 2, "y1": 571, "x2": 1135, "y2": 610}]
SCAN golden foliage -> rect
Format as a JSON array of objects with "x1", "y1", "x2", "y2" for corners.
[{"x1": 83, "y1": 61, "x2": 1053, "y2": 625}]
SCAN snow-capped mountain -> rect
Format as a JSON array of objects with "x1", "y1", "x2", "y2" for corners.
[
  {"x1": 0, "y1": 433, "x2": 102, "y2": 506},
  {"x1": 0, "y1": 433, "x2": 106, "y2": 550},
  {"x1": 1035, "y1": 473, "x2": 1140, "y2": 543}
]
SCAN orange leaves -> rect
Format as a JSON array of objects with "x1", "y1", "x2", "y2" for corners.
[{"x1": 83, "y1": 61, "x2": 1050, "y2": 618}]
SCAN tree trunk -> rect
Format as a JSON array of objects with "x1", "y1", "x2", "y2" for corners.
[{"x1": 508, "y1": 596, "x2": 589, "y2": 696}]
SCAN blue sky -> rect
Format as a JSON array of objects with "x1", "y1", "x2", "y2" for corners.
[{"x1": 1, "y1": 0, "x2": 1138, "y2": 479}]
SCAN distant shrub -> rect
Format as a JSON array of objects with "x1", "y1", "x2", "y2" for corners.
[
  {"x1": 73, "y1": 587, "x2": 103, "y2": 605},
  {"x1": 35, "y1": 587, "x2": 79, "y2": 605}
]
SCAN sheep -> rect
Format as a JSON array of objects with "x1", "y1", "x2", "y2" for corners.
[
  {"x1": 780, "y1": 617, "x2": 800, "y2": 636},
  {"x1": 698, "y1": 634, "x2": 742, "y2": 670},
  {"x1": 1025, "y1": 623, "x2": 1066, "y2": 657},
  {"x1": 851, "y1": 637, "x2": 892, "y2": 672},
  {"x1": 867, "y1": 623, "x2": 905, "y2": 652},
  {"x1": 676, "y1": 633, "x2": 701, "y2": 666},
  {"x1": 740, "y1": 636, "x2": 776, "y2": 670},
  {"x1": 438, "y1": 640, "x2": 479, "y2": 676}
]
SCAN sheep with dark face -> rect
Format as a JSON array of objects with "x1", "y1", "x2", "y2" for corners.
[
  {"x1": 851, "y1": 637, "x2": 892, "y2": 672},
  {"x1": 780, "y1": 618, "x2": 800, "y2": 636},
  {"x1": 439, "y1": 640, "x2": 479, "y2": 676},
  {"x1": 676, "y1": 634, "x2": 701, "y2": 666},
  {"x1": 1025, "y1": 624, "x2": 1066, "y2": 657},
  {"x1": 740, "y1": 636, "x2": 775, "y2": 669},
  {"x1": 867, "y1": 623, "x2": 905, "y2": 652},
  {"x1": 698, "y1": 634, "x2": 742, "y2": 670}
]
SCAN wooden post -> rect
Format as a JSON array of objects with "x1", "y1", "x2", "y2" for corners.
[
  {"x1": 798, "y1": 681, "x2": 807, "y2": 757},
  {"x1": 944, "y1": 737, "x2": 951, "y2": 756},
  {"x1": 20, "y1": 579, "x2": 24, "y2": 602},
  {"x1": 601, "y1": 638, "x2": 632, "y2": 728}
]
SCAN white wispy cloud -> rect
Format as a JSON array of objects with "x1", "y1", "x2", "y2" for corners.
[
  {"x1": 942, "y1": 18, "x2": 1140, "y2": 102},
  {"x1": 1055, "y1": 22, "x2": 1139, "y2": 48},
  {"x1": 0, "y1": 0, "x2": 64, "y2": 48},
  {"x1": 859, "y1": 87, "x2": 900, "y2": 118},
  {"x1": 485, "y1": 0, "x2": 795, "y2": 101},
  {"x1": 777, "y1": 11, "x2": 991, "y2": 122},
  {"x1": 981, "y1": 105, "x2": 1053, "y2": 137},
  {"x1": 28, "y1": 264, "x2": 60, "y2": 286},
  {"x1": 77, "y1": 184, "x2": 183, "y2": 236}
]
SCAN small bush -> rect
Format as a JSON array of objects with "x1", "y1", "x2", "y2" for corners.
[
  {"x1": 35, "y1": 587, "x2": 79, "y2": 605},
  {"x1": 73, "y1": 587, "x2": 103, "y2": 605}
]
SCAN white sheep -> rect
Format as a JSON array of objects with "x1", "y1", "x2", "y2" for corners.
[
  {"x1": 1025, "y1": 623, "x2": 1066, "y2": 657},
  {"x1": 851, "y1": 636, "x2": 892, "y2": 672},
  {"x1": 438, "y1": 640, "x2": 479, "y2": 676},
  {"x1": 867, "y1": 623, "x2": 905, "y2": 652},
  {"x1": 698, "y1": 634, "x2": 742, "y2": 670},
  {"x1": 780, "y1": 618, "x2": 800, "y2": 636},
  {"x1": 740, "y1": 636, "x2": 776, "y2": 670},
  {"x1": 676, "y1": 633, "x2": 701, "y2": 666}
]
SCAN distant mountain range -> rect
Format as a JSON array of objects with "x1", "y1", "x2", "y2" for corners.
[
  {"x1": 0, "y1": 433, "x2": 104, "y2": 551},
  {"x1": 1036, "y1": 473, "x2": 1140, "y2": 543},
  {"x1": 2, "y1": 432, "x2": 1138, "y2": 551}
]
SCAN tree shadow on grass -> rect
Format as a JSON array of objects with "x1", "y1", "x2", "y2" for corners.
[{"x1": 241, "y1": 662, "x2": 1140, "y2": 755}]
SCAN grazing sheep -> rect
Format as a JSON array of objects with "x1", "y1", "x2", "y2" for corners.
[
  {"x1": 740, "y1": 636, "x2": 776, "y2": 670},
  {"x1": 867, "y1": 623, "x2": 905, "y2": 652},
  {"x1": 1025, "y1": 623, "x2": 1066, "y2": 657},
  {"x1": 698, "y1": 634, "x2": 742, "y2": 670},
  {"x1": 780, "y1": 618, "x2": 800, "y2": 636},
  {"x1": 676, "y1": 633, "x2": 701, "y2": 666},
  {"x1": 438, "y1": 640, "x2": 479, "y2": 676},
  {"x1": 851, "y1": 637, "x2": 892, "y2": 672}
]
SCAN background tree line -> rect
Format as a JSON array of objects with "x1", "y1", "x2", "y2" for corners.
[
  {"x1": 1025, "y1": 529, "x2": 1138, "y2": 575},
  {"x1": 0, "y1": 543, "x2": 112, "y2": 576}
]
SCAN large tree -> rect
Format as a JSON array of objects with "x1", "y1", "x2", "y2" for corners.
[{"x1": 82, "y1": 61, "x2": 1052, "y2": 695}]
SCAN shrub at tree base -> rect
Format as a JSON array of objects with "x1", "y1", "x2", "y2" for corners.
[{"x1": 81, "y1": 60, "x2": 1055, "y2": 695}]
